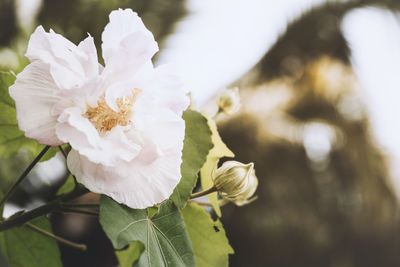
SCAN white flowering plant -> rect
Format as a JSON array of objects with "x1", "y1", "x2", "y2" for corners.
[{"x1": 0, "y1": 9, "x2": 257, "y2": 267}]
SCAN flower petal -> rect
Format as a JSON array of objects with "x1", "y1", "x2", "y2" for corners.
[
  {"x1": 56, "y1": 107, "x2": 141, "y2": 166},
  {"x1": 77, "y1": 35, "x2": 100, "y2": 78},
  {"x1": 26, "y1": 26, "x2": 98, "y2": 90},
  {"x1": 9, "y1": 60, "x2": 63, "y2": 146},
  {"x1": 101, "y1": 9, "x2": 158, "y2": 83},
  {"x1": 150, "y1": 64, "x2": 190, "y2": 115},
  {"x1": 67, "y1": 145, "x2": 182, "y2": 209}
]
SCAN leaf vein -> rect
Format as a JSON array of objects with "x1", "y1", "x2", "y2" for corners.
[{"x1": 153, "y1": 224, "x2": 186, "y2": 266}]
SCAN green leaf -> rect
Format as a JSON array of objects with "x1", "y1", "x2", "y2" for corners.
[
  {"x1": 171, "y1": 110, "x2": 213, "y2": 208},
  {"x1": 200, "y1": 117, "x2": 234, "y2": 217},
  {"x1": 100, "y1": 196, "x2": 195, "y2": 267},
  {"x1": 0, "y1": 216, "x2": 62, "y2": 267},
  {"x1": 0, "y1": 248, "x2": 8, "y2": 267},
  {"x1": 0, "y1": 71, "x2": 56, "y2": 161},
  {"x1": 182, "y1": 203, "x2": 234, "y2": 267},
  {"x1": 116, "y1": 242, "x2": 145, "y2": 267},
  {"x1": 56, "y1": 174, "x2": 75, "y2": 196},
  {"x1": 39, "y1": 147, "x2": 58, "y2": 162}
]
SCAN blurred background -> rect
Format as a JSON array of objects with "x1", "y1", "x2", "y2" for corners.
[{"x1": 2, "y1": 0, "x2": 400, "y2": 266}]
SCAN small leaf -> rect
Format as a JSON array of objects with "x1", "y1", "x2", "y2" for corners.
[
  {"x1": 116, "y1": 242, "x2": 145, "y2": 267},
  {"x1": 147, "y1": 207, "x2": 158, "y2": 219},
  {"x1": 200, "y1": 117, "x2": 234, "y2": 216},
  {"x1": 0, "y1": 248, "x2": 8, "y2": 267},
  {"x1": 182, "y1": 203, "x2": 234, "y2": 267},
  {"x1": 39, "y1": 147, "x2": 58, "y2": 162},
  {"x1": 0, "y1": 72, "x2": 56, "y2": 161},
  {"x1": 171, "y1": 110, "x2": 213, "y2": 208},
  {"x1": 56, "y1": 174, "x2": 75, "y2": 196},
  {"x1": 0, "y1": 216, "x2": 62, "y2": 267},
  {"x1": 100, "y1": 196, "x2": 195, "y2": 267}
]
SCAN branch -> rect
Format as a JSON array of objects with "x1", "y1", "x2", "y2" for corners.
[
  {"x1": 0, "y1": 186, "x2": 88, "y2": 232},
  {"x1": 58, "y1": 145, "x2": 68, "y2": 158},
  {"x1": 190, "y1": 186, "x2": 217, "y2": 199},
  {"x1": 188, "y1": 198, "x2": 229, "y2": 207},
  {"x1": 58, "y1": 146, "x2": 78, "y2": 186},
  {"x1": 26, "y1": 222, "x2": 87, "y2": 251},
  {"x1": 60, "y1": 208, "x2": 98, "y2": 216},
  {"x1": 61, "y1": 203, "x2": 99, "y2": 209},
  {"x1": 0, "y1": 146, "x2": 51, "y2": 207}
]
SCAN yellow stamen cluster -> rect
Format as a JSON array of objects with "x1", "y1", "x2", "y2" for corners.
[{"x1": 85, "y1": 89, "x2": 141, "y2": 133}]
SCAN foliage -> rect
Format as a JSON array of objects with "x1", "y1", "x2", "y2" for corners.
[
  {"x1": 0, "y1": 72, "x2": 57, "y2": 161},
  {"x1": 0, "y1": 217, "x2": 62, "y2": 267},
  {"x1": 182, "y1": 203, "x2": 233, "y2": 267},
  {"x1": 200, "y1": 116, "x2": 234, "y2": 216},
  {"x1": 56, "y1": 174, "x2": 75, "y2": 196},
  {"x1": 170, "y1": 110, "x2": 213, "y2": 208},
  {"x1": 100, "y1": 196, "x2": 195, "y2": 266},
  {"x1": 116, "y1": 242, "x2": 145, "y2": 267},
  {"x1": 0, "y1": 68, "x2": 239, "y2": 267}
]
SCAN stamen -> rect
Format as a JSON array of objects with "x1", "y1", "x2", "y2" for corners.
[{"x1": 84, "y1": 89, "x2": 141, "y2": 133}]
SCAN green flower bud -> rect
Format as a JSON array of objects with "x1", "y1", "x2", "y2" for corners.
[
  {"x1": 217, "y1": 87, "x2": 241, "y2": 115},
  {"x1": 212, "y1": 161, "x2": 258, "y2": 206}
]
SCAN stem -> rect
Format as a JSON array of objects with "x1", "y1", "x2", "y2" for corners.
[
  {"x1": 60, "y1": 208, "x2": 98, "y2": 216},
  {"x1": 190, "y1": 186, "x2": 217, "y2": 199},
  {"x1": 0, "y1": 145, "x2": 51, "y2": 207},
  {"x1": 0, "y1": 186, "x2": 88, "y2": 232},
  {"x1": 187, "y1": 200, "x2": 213, "y2": 207},
  {"x1": 58, "y1": 146, "x2": 78, "y2": 185},
  {"x1": 62, "y1": 203, "x2": 99, "y2": 209},
  {"x1": 188, "y1": 198, "x2": 229, "y2": 207},
  {"x1": 212, "y1": 108, "x2": 222, "y2": 120},
  {"x1": 26, "y1": 222, "x2": 87, "y2": 251},
  {"x1": 58, "y1": 145, "x2": 68, "y2": 158}
]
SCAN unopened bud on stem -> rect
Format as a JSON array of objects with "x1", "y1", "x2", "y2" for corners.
[
  {"x1": 217, "y1": 87, "x2": 241, "y2": 115},
  {"x1": 212, "y1": 161, "x2": 258, "y2": 206}
]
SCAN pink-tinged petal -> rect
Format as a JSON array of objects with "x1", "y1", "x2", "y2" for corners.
[
  {"x1": 103, "y1": 62, "x2": 154, "y2": 111},
  {"x1": 56, "y1": 107, "x2": 141, "y2": 166},
  {"x1": 77, "y1": 35, "x2": 100, "y2": 78},
  {"x1": 26, "y1": 26, "x2": 99, "y2": 90},
  {"x1": 144, "y1": 114, "x2": 186, "y2": 152},
  {"x1": 9, "y1": 61, "x2": 63, "y2": 146},
  {"x1": 67, "y1": 146, "x2": 182, "y2": 209},
  {"x1": 151, "y1": 64, "x2": 190, "y2": 115},
  {"x1": 119, "y1": 64, "x2": 189, "y2": 117},
  {"x1": 101, "y1": 9, "x2": 158, "y2": 83},
  {"x1": 101, "y1": 9, "x2": 157, "y2": 64}
]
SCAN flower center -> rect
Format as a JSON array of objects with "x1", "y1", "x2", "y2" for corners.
[{"x1": 84, "y1": 89, "x2": 141, "y2": 133}]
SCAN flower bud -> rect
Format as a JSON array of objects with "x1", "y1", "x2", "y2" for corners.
[
  {"x1": 212, "y1": 161, "x2": 258, "y2": 206},
  {"x1": 217, "y1": 87, "x2": 241, "y2": 115}
]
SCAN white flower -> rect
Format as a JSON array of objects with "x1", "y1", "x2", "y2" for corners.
[
  {"x1": 217, "y1": 87, "x2": 241, "y2": 115},
  {"x1": 9, "y1": 9, "x2": 189, "y2": 208}
]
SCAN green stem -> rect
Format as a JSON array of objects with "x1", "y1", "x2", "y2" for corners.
[
  {"x1": 190, "y1": 186, "x2": 217, "y2": 199},
  {"x1": 187, "y1": 200, "x2": 213, "y2": 207},
  {"x1": 58, "y1": 146, "x2": 78, "y2": 186},
  {"x1": 0, "y1": 186, "x2": 88, "y2": 232},
  {"x1": 188, "y1": 198, "x2": 229, "y2": 207},
  {"x1": 0, "y1": 145, "x2": 51, "y2": 208},
  {"x1": 212, "y1": 108, "x2": 222, "y2": 120},
  {"x1": 58, "y1": 145, "x2": 68, "y2": 158},
  {"x1": 61, "y1": 203, "x2": 99, "y2": 209},
  {"x1": 60, "y1": 208, "x2": 98, "y2": 216},
  {"x1": 26, "y1": 222, "x2": 87, "y2": 251}
]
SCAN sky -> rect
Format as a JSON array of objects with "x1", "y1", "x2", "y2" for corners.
[
  {"x1": 342, "y1": 7, "x2": 400, "y2": 196},
  {"x1": 159, "y1": 0, "x2": 329, "y2": 105}
]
